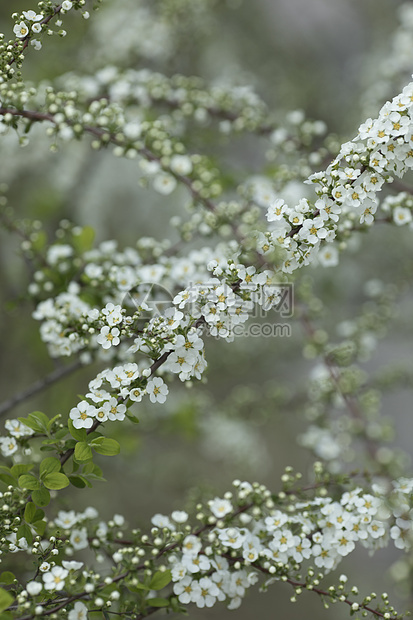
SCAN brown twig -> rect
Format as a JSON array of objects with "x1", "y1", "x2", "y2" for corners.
[{"x1": 0, "y1": 360, "x2": 84, "y2": 419}]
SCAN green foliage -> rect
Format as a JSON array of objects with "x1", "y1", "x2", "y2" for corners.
[{"x1": 0, "y1": 588, "x2": 14, "y2": 613}]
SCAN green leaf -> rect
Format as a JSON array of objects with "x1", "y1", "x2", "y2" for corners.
[
  {"x1": 0, "y1": 588, "x2": 13, "y2": 613},
  {"x1": 90, "y1": 437, "x2": 120, "y2": 456},
  {"x1": 0, "y1": 574, "x2": 14, "y2": 586},
  {"x1": 10, "y1": 464, "x2": 33, "y2": 478},
  {"x1": 43, "y1": 473, "x2": 70, "y2": 490},
  {"x1": 17, "y1": 417, "x2": 42, "y2": 433},
  {"x1": 82, "y1": 463, "x2": 104, "y2": 481},
  {"x1": 18, "y1": 475, "x2": 40, "y2": 490},
  {"x1": 30, "y1": 229, "x2": 47, "y2": 252},
  {"x1": 31, "y1": 488, "x2": 50, "y2": 507},
  {"x1": 73, "y1": 226, "x2": 95, "y2": 253},
  {"x1": 16, "y1": 524, "x2": 32, "y2": 546},
  {"x1": 75, "y1": 442, "x2": 93, "y2": 462},
  {"x1": 147, "y1": 598, "x2": 169, "y2": 607},
  {"x1": 18, "y1": 411, "x2": 49, "y2": 433},
  {"x1": 126, "y1": 412, "x2": 140, "y2": 424},
  {"x1": 130, "y1": 582, "x2": 150, "y2": 591},
  {"x1": 55, "y1": 428, "x2": 69, "y2": 440},
  {"x1": 24, "y1": 502, "x2": 37, "y2": 524},
  {"x1": 68, "y1": 419, "x2": 87, "y2": 442},
  {"x1": 149, "y1": 570, "x2": 172, "y2": 591},
  {"x1": 69, "y1": 475, "x2": 87, "y2": 488},
  {"x1": 39, "y1": 457, "x2": 61, "y2": 478},
  {"x1": 47, "y1": 414, "x2": 61, "y2": 431},
  {"x1": 32, "y1": 520, "x2": 46, "y2": 536},
  {"x1": 0, "y1": 473, "x2": 16, "y2": 486},
  {"x1": 41, "y1": 438, "x2": 60, "y2": 446},
  {"x1": 33, "y1": 508, "x2": 45, "y2": 522}
]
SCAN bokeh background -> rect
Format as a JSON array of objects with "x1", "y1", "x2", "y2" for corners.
[{"x1": 1, "y1": 0, "x2": 413, "y2": 617}]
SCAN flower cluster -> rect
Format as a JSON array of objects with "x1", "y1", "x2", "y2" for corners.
[
  {"x1": 0, "y1": 475, "x2": 409, "y2": 618},
  {"x1": 2, "y1": 1, "x2": 413, "y2": 619}
]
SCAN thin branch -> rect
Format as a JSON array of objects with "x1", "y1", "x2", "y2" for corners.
[
  {"x1": 298, "y1": 309, "x2": 379, "y2": 462},
  {"x1": 283, "y1": 576, "x2": 396, "y2": 620},
  {"x1": 0, "y1": 360, "x2": 84, "y2": 419},
  {"x1": 59, "y1": 348, "x2": 174, "y2": 467},
  {"x1": 9, "y1": 5, "x2": 63, "y2": 64},
  {"x1": 0, "y1": 107, "x2": 218, "y2": 215}
]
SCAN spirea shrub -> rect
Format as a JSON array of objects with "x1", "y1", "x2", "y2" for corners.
[{"x1": 0, "y1": 1, "x2": 413, "y2": 619}]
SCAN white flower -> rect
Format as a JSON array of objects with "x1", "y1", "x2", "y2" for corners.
[
  {"x1": 22, "y1": 10, "x2": 43, "y2": 21},
  {"x1": 62, "y1": 560, "x2": 84, "y2": 571},
  {"x1": 68, "y1": 601, "x2": 88, "y2": 620},
  {"x1": 367, "y1": 520, "x2": 386, "y2": 539},
  {"x1": 289, "y1": 535, "x2": 312, "y2": 563},
  {"x1": 298, "y1": 217, "x2": 328, "y2": 244},
  {"x1": 182, "y1": 535, "x2": 202, "y2": 556},
  {"x1": 217, "y1": 527, "x2": 246, "y2": 549},
  {"x1": 393, "y1": 478, "x2": 413, "y2": 494},
  {"x1": 26, "y1": 581, "x2": 42, "y2": 596},
  {"x1": 171, "y1": 562, "x2": 187, "y2": 581},
  {"x1": 42, "y1": 566, "x2": 68, "y2": 591},
  {"x1": 69, "y1": 401, "x2": 96, "y2": 429},
  {"x1": 163, "y1": 307, "x2": 184, "y2": 330},
  {"x1": 317, "y1": 245, "x2": 339, "y2": 267},
  {"x1": 242, "y1": 534, "x2": 262, "y2": 563},
  {"x1": 82, "y1": 506, "x2": 99, "y2": 520},
  {"x1": 97, "y1": 326, "x2": 120, "y2": 349},
  {"x1": 62, "y1": 0, "x2": 73, "y2": 10},
  {"x1": 153, "y1": 173, "x2": 177, "y2": 195},
  {"x1": 39, "y1": 562, "x2": 50, "y2": 572},
  {"x1": 102, "y1": 303, "x2": 123, "y2": 326},
  {"x1": 13, "y1": 22, "x2": 29, "y2": 38},
  {"x1": 170, "y1": 155, "x2": 193, "y2": 175},
  {"x1": 228, "y1": 569, "x2": 249, "y2": 597},
  {"x1": 146, "y1": 377, "x2": 169, "y2": 403},
  {"x1": 94, "y1": 406, "x2": 109, "y2": 423},
  {"x1": 208, "y1": 498, "x2": 233, "y2": 519},
  {"x1": 173, "y1": 576, "x2": 200, "y2": 604},
  {"x1": 70, "y1": 528, "x2": 89, "y2": 550},
  {"x1": 272, "y1": 528, "x2": 296, "y2": 553},
  {"x1": 0, "y1": 437, "x2": 18, "y2": 457},
  {"x1": 55, "y1": 510, "x2": 78, "y2": 530},
  {"x1": 334, "y1": 531, "x2": 357, "y2": 556},
  {"x1": 192, "y1": 576, "x2": 219, "y2": 608},
  {"x1": 393, "y1": 206, "x2": 412, "y2": 226},
  {"x1": 151, "y1": 514, "x2": 175, "y2": 530},
  {"x1": 312, "y1": 542, "x2": 339, "y2": 569},
  {"x1": 123, "y1": 121, "x2": 142, "y2": 139},
  {"x1": 182, "y1": 553, "x2": 211, "y2": 573},
  {"x1": 171, "y1": 510, "x2": 188, "y2": 523},
  {"x1": 267, "y1": 199, "x2": 286, "y2": 222},
  {"x1": 129, "y1": 387, "x2": 143, "y2": 402},
  {"x1": 354, "y1": 494, "x2": 380, "y2": 516},
  {"x1": 102, "y1": 398, "x2": 127, "y2": 422},
  {"x1": 168, "y1": 349, "x2": 197, "y2": 375},
  {"x1": 264, "y1": 511, "x2": 288, "y2": 532},
  {"x1": 113, "y1": 514, "x2": 125, "y2": 526},
  {"x1": 5, "y1": 419, "x2": 34, "y2": 438}
]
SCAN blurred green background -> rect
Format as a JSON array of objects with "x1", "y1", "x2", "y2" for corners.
[{"x1": 1, "y1": 0, "x2": 413, "y2": 617}]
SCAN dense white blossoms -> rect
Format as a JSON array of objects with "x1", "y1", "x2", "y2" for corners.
[{"x1": 2, "y1": 2, "x2": 413, "y2": 619}]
